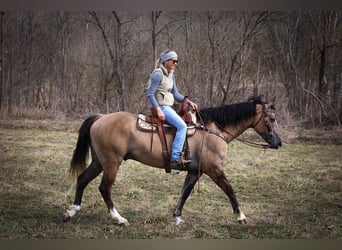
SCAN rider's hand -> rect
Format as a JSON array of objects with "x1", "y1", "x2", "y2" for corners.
[
  {"x1": 156, "y1": 107, "x2": 165, "y2": 122},
  {"x1": 186, "y1": 99, "x2": 198, "y2": 111}
]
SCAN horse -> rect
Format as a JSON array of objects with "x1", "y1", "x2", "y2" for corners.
[{"x1": 63, "y1": 96, "x2": 282, "y2": 226}]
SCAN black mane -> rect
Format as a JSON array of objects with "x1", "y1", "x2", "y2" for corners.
[{"x1": 198, "y1": 101, "x2": 257, "y2": 127}]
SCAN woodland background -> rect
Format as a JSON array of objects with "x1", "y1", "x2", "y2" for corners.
[{"x1": 0, "y1": 11, "x2": 341, "y2": 127}]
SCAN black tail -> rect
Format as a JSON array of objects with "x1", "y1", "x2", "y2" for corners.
[{"x1": 69, "y1": 114, "x2": 101, "y2": 179}]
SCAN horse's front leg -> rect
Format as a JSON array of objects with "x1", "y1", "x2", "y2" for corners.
[
  {"x1": 208, "y1": 167, "x2": 248, "y2": 224},
  {"x1": 173, "y1": 171, "x2": 202, "y2": 226}
]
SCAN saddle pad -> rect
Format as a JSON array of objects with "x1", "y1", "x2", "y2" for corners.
[{"x1": 137, "y1": 114, "x2": 196, "y2": 136}]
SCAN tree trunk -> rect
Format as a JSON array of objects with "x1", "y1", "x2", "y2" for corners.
[
  {"x1": 0, "y1": 12, "x2": 3, "y2": 111},
  {"x1": 151, "y1": 11, "x2": 161, "y2": 64},
  {"x1": 318, "y1": 46, "x2": 327, "y2": 96},
  {"x1": 113, "y1": 11, "x2": 126, "y2": 111}
]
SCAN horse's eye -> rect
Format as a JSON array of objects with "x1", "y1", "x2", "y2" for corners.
[{"x1": 270, "y1": 118, "x2": 276, "y2": 122}]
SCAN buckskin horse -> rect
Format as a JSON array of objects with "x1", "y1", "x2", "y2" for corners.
[{"x1": 63, "y1": 96, "x2": 282, "y2": 226}]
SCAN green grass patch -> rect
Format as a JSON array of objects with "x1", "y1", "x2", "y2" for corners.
[{"x1": 0, "y1": 119, "x2": 341, "y2": 239}]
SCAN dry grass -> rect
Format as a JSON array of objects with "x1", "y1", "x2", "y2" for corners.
[{"x1": 0, "y1": 118, "x2": 341, "y2": 239}]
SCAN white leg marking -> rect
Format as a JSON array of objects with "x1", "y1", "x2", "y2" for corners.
[
  {"x1": 175, "y1": 216, "x2": 184, "y2": 226},
  {"x1": 66, "y1": 204, "x2": 81, "y2": 217},
  {"x1": 109, "y1": 207, "x2": 129, "y2": 225}
]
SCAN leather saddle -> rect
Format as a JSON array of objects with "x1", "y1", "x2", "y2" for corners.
[
  {"x1": 136, "y1": 102, "x2": 196, "y2": 173},
  {"x1": 136, "y1": 114, "x2": 196, "y2": 136}
]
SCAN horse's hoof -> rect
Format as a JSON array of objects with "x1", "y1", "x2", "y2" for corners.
[
  {"x1": 175, "y1": 216, "x2": 185, "y2": 226},
  {"x1": 62, "y1": 212, "x2": 71, "y2": 222},
  {"x1": 118, "y1": 218, "x2": 129, "y2": 226},
  {"x1": 238, "y1": 218, "x2": 248, "y2": 225}
]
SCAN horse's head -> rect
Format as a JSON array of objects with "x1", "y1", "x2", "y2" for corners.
[{"x1": 250, "y1": 96, "x2": 282, "y2": 149}]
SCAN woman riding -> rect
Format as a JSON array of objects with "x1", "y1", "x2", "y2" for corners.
[{"x1": 147, "y1": 49, "x2": 198, "y2": 168}]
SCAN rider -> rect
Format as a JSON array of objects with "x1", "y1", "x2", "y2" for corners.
[{"x1": 147, "y1": 49, "x2": 198, "y2": 168}]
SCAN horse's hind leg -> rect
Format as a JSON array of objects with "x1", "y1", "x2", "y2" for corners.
[
  {"x1": 99, "y1": 164, "x2": 129, "y2": 226},
  {"x1": 208, "y1": 168, "x2": 248, "y2": 224},
  {"x1": 173, "y1": 171, "x2": 202, "y2": 226},
  {"x1": 63, "y1": 159, "x2": 102, "y2": 222}
]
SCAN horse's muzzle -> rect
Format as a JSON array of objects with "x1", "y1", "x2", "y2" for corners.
[{"x1": 268, "y1": 137, "x2": 282, "y2": 149}]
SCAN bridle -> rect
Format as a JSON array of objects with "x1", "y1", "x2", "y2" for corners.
[{"x1": 196, "y1": 109, "x2": 274, "y2": 149}]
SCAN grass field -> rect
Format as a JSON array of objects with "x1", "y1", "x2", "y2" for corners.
[{"x1": 0, "y1": 118, "x2": 341, "y2": 239}]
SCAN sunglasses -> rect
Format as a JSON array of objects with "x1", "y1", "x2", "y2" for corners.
[{"x1": 170, "y1": 59, "x2": 178, "y2": 65}]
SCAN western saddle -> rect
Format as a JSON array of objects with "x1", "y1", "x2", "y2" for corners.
[{"x1": 136, "y1": 100, "x2": 196, "y2": 173}]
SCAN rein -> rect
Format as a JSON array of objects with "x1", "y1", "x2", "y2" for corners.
[
  {"x1": 195, "y1": 110, "x2": 206, "y2": 192},
  {"x1": 195, "y1": 124, "x2": 229, "y2": 143},
  {"x1": 233, "y1": 111, "x2": 269, "y2": 149}
]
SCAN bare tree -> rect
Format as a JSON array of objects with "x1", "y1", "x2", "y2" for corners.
[
  {"x1": 221, "y1": 11, "x2": 269, "y2": 104},
  {"x1": 272, "y1": 12, "x2": 304, "y2": 112},
  {"x1": 206, "y1": 11, "x2": 223, "y2": 106},
  {"x1": 89, "y1": 11, "x2": 119, "y2": 111},
  {"x1": 112, "y1": 11, "x2": 127, "y2": 111},
  {"x1": 54, "y1": 11, "x2": 71, "y2": 113},
  {"x1": 310, "y1": 11, "x2": 342, "y2": 97},
  {"x1": 1, "y1": 11, "x2": 341, "y2": 126},
  {"x1": 151, "y1": 11, "x2": 162, "y2": 63}
]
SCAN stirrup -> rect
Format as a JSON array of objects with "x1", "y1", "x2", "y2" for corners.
[
  {"x1": 170, "y1": 159, "x2": 198, "y2": 172},
  {"x1": 171, "y1": 158, "x2": 192, "y2": 168}
]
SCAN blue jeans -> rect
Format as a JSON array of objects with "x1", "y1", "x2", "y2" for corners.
[{"x1": 160, "y1": 105, "x2": 187, "y2": 161}]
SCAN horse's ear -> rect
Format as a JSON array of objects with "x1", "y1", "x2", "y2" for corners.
[{"x1": 265, "y1": 97, "x2": 276, "y2": 111}]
